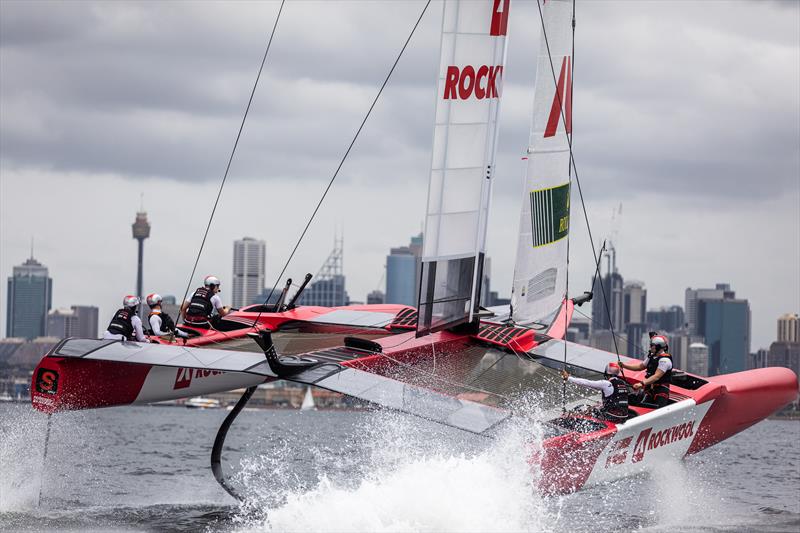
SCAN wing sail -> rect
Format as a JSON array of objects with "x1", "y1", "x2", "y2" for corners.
[{"x1": 418, "y1": 0, "x2": 511, "y2": 335}]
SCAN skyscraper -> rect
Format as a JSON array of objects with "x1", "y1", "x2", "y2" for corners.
[
  {"x1": 646, "y1": 305, "x2": 685, "y2": 333},
  {"x1": 697, "y1": 296, "x2": 751, "y2": 375},
  {"x1": 777, "y1": 313, "x2": 799, "y2": 343},
  {"x1": 71, "y1": 305, "x2": 99, "y2": 338},
  {"x1": 6, "y1": 256, "x2": 52, "y2": 339},
  {"x1": 232, "y1": 237, "x2": 266, "y2": 308},
  {"x1": 685, "y1": 284, "x2": 734, "y2": 335},
  {"x1": 385, "y1": 233, "x2": 423, "y2": 306},
  {"x1": 687, "y1": 342, "x2": 709, "y2": 376},
  {"x1": 46, "y1": 308, "x2": 80, "y2": 338}
]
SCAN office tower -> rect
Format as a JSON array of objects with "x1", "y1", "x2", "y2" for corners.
[
  {"x1": 46, "y1": 308, "x2": 80, "y2": 338},
  {"x1": 685, "y1": 283, "x2": 734, "y2": 335},
  {"x1": 646, "y1": 305, "x2": 685, "y2": 333},
  {"x1": 768, "y1": 341, "x2": 800, "y2": 381},
  {"x1": 131, "y1": 210, "x2": 150, "y2": 299},
  {"x1": 669, "y1": 330, "x2": 705, "y2": 370},
  {"x1": 687, "y1": 342, "x2": 709, "y2": 376},
  {"x1": 367, "y1": 290, "x2": 385, "y2": 305},
  {"x1": 300, "y1": 238, "x2": 349, "y2": 307},
  {"x1": 6, "y1": 255, "x2": 52, "y2": 339},
  {"x1": 232, "y1": 237, "x2": 266, "y2": 309},
  {"x1": 697, "y1": 296, "x2": 751, "y2": 375},
  {"x1": 777, "y1": 313, "x2": 799, "y2": 343},
  {"x1": 70, "y1": 305, "x2": 99, "y2": 338},
  {"x1": 385, "y1": 233, "x2": 423, "y2": 306}
]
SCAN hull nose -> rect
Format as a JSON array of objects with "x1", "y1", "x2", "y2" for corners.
[{"x1": 688, "y1": 367, "x2": 798, "y2": 454}]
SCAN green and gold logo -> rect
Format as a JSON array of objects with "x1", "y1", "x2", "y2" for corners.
[{"x1": 529, "y1": 182, "x2": 570, "y2": 247}]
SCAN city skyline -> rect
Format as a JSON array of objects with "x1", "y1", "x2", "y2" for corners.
[{"x1": 1, "y1": 1, "x2": 797, "y2": 350}]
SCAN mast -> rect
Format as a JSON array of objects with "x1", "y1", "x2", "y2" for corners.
[{"x1": 417, "y1": 0, "x2": 511, "y2": 336}]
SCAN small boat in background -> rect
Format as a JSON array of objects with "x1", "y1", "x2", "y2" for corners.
[
  {"x1": 185, "y1": 397, "x2": 221, "y2": 409},
  {"x1": 300, "y1": 387, "x2": 316, "y2": 411}
]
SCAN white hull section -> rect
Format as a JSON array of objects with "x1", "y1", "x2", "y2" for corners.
[
  {"x1": 584, "y1": 399, "x2": 714, "y2": 488},
  {"x1": 135, "y1": 366, "x2": 265, "y2": 405}
]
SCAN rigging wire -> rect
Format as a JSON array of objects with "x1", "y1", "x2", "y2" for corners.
[
  {"x1": 176, "y1": 0, "x2": 286, "y2": 324},
  {"x1": 249, "y1": 0, "x2": 433, "y2": 329},
  {"x1": 534, "y1": 0, "x2": 624, "y2": 367}
]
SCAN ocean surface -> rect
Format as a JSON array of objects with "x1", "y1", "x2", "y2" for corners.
[{"x1": 0, "y1": 403, "x2": 798, "y2": 533}]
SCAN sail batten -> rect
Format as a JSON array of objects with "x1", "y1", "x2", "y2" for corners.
[
  {"x1": 511, "y1": 0, "x2": 572, "y2": 328},
  {"x1": 418, "y1": 0, "x2": 511, "y2": 336}
]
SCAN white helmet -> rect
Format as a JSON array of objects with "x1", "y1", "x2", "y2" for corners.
[
  {"x1": 146, "y1": 293, "x2": 163, "y2": 307},
  {"x1": 123, "y1": 295, "x2": 141, "y2": 309},
  {"x1": 650, "y1": 334, "x2": 669, "y2": 350},
  {"x1": 605, "y1": 362, "x2": 621, "y2": 376},
  {"x1": 204, "y1": 275, "x2": 221, "y2": 288}
]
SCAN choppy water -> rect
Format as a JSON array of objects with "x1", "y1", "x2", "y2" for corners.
[{"x1": 0, "y1": 403, "x2": 798, "y2": 532}]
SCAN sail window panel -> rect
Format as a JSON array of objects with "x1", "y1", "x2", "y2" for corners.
[
  {"x1": 423, "y1": 214, "x2": 440, "y2": 258},
  {"x1": 441, "y1": 168, "x2": 483, "y2": 214},
  {"x1": 453, "y1": 1, "x2": 494, "y2": 34},
  {"x1": 431, "y1": 125, "x2": 448, "y2": 170},
  {"x1": 448, "y1": 96, "x2": 494, "y2": 125},
  {"x1": 443, "y1": 123, "x2": 489, "y2": 169},
  {"x1": 437, "y1": 211, "x2": 480, "y2": 258},
  {"x1": 451, "y1": 34, "x2": 494, "y2": 74},
  {"x1": 417, "y1": 256, "x2": 476, "y2": 335}
]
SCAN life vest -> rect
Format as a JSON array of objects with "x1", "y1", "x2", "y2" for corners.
[
  {"x1": 602, "y1": 376, "x2": 630, "y2": 419},
  {"x1": 186, "y1": 287, "x2": 213, "y2": 322},
  {"x1": 149, "y1": 310, "x2": 176, "y2": 334},
  {"x1": 645, "y1": 353, "x2": 673, "y2": 385},
  {"x1": 107, "y1": 308, "x2": 134, "y2": 340}
]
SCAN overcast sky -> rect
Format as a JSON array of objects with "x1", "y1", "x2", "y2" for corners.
[{"x1": 1, "y1": 0, "x2": 798, "y2": 350}]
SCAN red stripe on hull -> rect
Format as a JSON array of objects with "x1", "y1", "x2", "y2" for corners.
[{"x1": 536, "y1": 425, "x2": 616, "y2": 494}]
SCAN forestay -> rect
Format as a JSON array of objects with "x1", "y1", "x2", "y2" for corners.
[
  {"x1": 511, "y1": 0, "x2": 573, "y2": 327},
  {"x1": 418, "y1": 0, "x2": 511, "y2": 335}
]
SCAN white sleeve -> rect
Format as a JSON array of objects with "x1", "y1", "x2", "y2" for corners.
[
  {"x1": 149, "y1": 315, "x2": 169, "y2": 336},
  {"x1": 568, "y1": 376, "x2": 614, "y2": 397},
  {"x1": 658, "y1": 358, "x2": 673, "y2": 373},
  {"x1": 132, "y1": 316, "x2": 148, "y2": 342},
  {"x1": 210, "y1": 294, "x2": 224, "y2": 311}
]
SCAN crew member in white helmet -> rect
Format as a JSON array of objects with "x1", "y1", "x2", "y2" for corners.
[
  {"x1": 103, "y1": 295, "x2": 148, "y2": 342},
  {"x1": 561, "y1": 362, "x2": 630, "y2": 422},
  {"x1": 146, "y1": 293, "x2": 188, "y2": 340},
  {"x1": 180, "y1": 275, "x2": 230, "y2": 328}
]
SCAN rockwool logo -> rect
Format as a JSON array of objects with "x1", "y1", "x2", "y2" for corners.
[
  {"x1": 173, "y1": 367, "x2": 224, "y2": 390},
  {"x1": 443, "y1": 65, "x2": 504, "y2": 101},
  {"x1": 632, "y1": 421, "x2": 695, "y2": 463}
]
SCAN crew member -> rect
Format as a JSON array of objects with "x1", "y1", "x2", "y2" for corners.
[
  {"x1": 180, "y1": 275, "x2": 230, "y2": 328},
  {"x1": 560, "y1": 362, "x2": 630, "y2": 422},
  {"x1": 103, "y1": 295, "x2": 148, "y2": 342},
  {"x1": 146, "y1": 293, "x2": 188, "y2": 340},
  {"x1": 620, "y1": 334, "x2": 673, "y2": 408}
]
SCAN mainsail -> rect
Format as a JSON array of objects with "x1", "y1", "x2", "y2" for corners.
[
  {"x1": 510, "y1": 0, "x2": 573, "y2": 328},
  {"x1": 418, "y1": 0, "x2": 511, "y2": 335}
]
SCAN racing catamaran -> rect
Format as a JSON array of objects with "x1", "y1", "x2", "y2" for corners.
[{"x1": 30, "y1": 0, "x2": 797, "y2": 498}]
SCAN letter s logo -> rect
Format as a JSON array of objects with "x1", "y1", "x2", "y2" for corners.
[{"x1": 35, "y1": 368, "x2": 59, "y2": 394}]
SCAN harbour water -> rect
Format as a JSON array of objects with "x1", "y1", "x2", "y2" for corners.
[{"x1": 1, "y1": 403, "x2": 798, "y2": 532}]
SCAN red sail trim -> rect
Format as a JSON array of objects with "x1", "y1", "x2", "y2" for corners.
[
  {"x1": 544, "y1": 56, "x2": 568, "y2": 138},
  {"x1": 490, "y1": 0, "x2": 511, "y2": 37}
]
